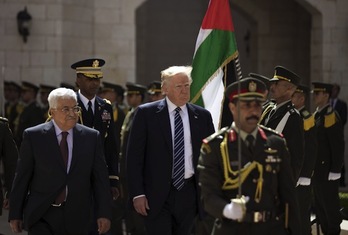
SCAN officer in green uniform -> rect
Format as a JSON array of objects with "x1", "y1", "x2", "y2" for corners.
[
  {"x1": 4, "y1": 81, "x2": 24, "y2": 134},
  {"x1": 291, "y1": 84, "x2": 318, "y2": 235},
  {"x1": 147, "y1": 81, "x2": 164, "y2": 102},
  {"x1": 198, "y1": 77, "x2": 300, "y2": 235},
  {"x1": 0, "y1": 117, "x2": 18, "y2": 216},
  {"x1": 15, "y1": 82, "x2": 45, "y2": 147},
  {"x1": 311, "y1": 82, "x2": 344, "y2": 235},
  {"x1": 71, "y1": 58, "x2": 119, "y2": 235},
  {"x1": 39, "y1": 84, "x2": 56, "y2": 121}
]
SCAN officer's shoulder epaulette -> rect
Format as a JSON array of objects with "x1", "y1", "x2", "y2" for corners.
[
  {"x1": 258, "y1": 124, "x2": 283, "y2": 137},
  {"x1": 300, "y1": 109, "x2": 311, "y2": 119},
  {"x1": 324, "y1": 106, "x2": 337, "y2": 128},
  {"x1": 0, "y1": 117, "x2": 9, "y2": 123},
  {"x1": 103, "y1": 98, "x2": 111, "y2": 105},
  {"x1": 202, "y1": 126, "x2": 229, "y2": 144}
]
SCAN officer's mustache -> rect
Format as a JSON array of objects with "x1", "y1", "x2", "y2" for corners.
[{"x1": 246, "y1": 115, "x2": 259, "y2": 121}]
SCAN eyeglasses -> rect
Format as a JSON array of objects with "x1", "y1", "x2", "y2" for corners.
[{"x1": 53, "y1": 106, "x2": 81, "y2": 114}]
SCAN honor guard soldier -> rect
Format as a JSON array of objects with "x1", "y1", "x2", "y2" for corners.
[
  {"x1": 311, "y1": 82, "x2": 344, "y2": 235},
  {"x1": 291, "y1": 84, "x2": 318, "y2": 235},
  {"x1": 39, "y1": 84, "x2": 56, "y2": 121},
  {"x1": 71, "y1": 58, "x2": 120, "y2": 234},
  {"x1": 0, "y1": 117, "x2": 18, "y2": 216},
  {"x1": 198, "y1": 77, "x2": 300, "y2": 235},
  {"x1": 259, "y1": 66, "x2": 304, "y2": 182},
  {"x1": 3, "y1": 81, "x2": 24, "y2": 134},
  {"x1": 147, "y1": 81, "x2": 164, "y2": 102},
  {"x1": 248, "y1": 73, "x2": 272, "y2": 109},
  {"x1": 15, "y1": 81, "x2": 45, "y2": 147}
]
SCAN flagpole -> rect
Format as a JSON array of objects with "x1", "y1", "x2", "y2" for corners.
[{"x1": 234, "y1": 55, "x2": 243, "y2": 197}]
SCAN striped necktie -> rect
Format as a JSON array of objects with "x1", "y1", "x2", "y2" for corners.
[{"x1": 172, "y1": 107, "x2": 185, "y2": 190}]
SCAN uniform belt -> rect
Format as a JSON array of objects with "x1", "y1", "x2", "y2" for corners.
[{"x1": 243, "y1": 210, "x2": 275, "y2": 223}]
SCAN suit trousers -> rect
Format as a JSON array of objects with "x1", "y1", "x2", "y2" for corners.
[
  {"x1": 28, "y1": 204, "x2": 84, "y2": 235},
  {"x1": 144, "y1": 177, "x2": 197, "y2": 235}
]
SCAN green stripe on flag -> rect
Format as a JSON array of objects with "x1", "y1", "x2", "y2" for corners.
[{"x1": 191, "y1": 30, "x2": 238, "y2": 106}]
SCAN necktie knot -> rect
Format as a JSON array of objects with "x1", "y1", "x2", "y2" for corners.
[
  {"x1": 175, "y1": 107, "x2": 181, "y2": 113},
  {"x1": 61, "y1": 131, "x2": 68, "y2": 140}
]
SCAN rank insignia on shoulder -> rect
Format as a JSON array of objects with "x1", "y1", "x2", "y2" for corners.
[
  {"x1": 264, "y1": 148, "x2": 278, "y2": 154},
  {"x1": 303, "y1": 115, "x2": 315, "y2": 131},
  {"x1": 0, "y1": 117, "x2": 9, "y2": 123},
  {"x1": 103, "y1": 98, "x2": 111, "y2": 105},
  {"x1": 202, "y1": 126, "x2": 228, "y2": 144}
]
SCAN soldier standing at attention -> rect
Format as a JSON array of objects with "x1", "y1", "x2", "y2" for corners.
[
  {"x1": 198, "y1": 77, "x2": 300, "y2": 235},
  {"x1": 71, "y1": 58, "x2": 119, "y2": 234},
  {"x1": 291, "y1": 84, "x2": 318, "y2": 235},
  {"x1": 259, "y1": 66, "x2": 304, "y2": 182},
  {"x1": 147, "y1": 81, "x2": 165, "y2": 102},
  {"x1": 311, "y1": 82, "x2": 344, "y2": 235},
  {"x1": 3, "y1": 81, "x2": 23, "y2": 134},
  {"x1": 14, "y1": 81, "x2": 45, "y2": 148}
]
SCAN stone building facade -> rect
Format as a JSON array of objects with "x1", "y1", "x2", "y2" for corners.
[{"x1": 0, "y1": 0, "x2": 347, "y2": 106}]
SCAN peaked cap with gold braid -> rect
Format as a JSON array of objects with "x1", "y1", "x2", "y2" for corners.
[{"x1": 71, "y1": 58, "x2": 105, "y2": 79}]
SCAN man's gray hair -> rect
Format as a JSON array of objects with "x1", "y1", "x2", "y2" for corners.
[{"x1": 48, "y1": 87, "x2": 77, "y2": 109}]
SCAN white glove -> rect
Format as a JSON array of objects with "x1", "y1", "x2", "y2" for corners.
[
  {"x1": 296, "y1": 177, "x2": 311, "y2": 186},
  {"x1": 223, "y1": 196, "x2": 249, "y2": 221},
  {"x1": 328, "y1": 172, "x2": 341, "y2": 181}
]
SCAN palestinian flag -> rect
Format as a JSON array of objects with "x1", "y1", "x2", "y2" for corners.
[{"x1": 190, "y1": 0, "x2": 239, "y2": 130}]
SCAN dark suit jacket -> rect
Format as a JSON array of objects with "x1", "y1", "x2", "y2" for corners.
[
  {"x1": 260, "y1": 100, "x2": 304, "y2": 181},
  {"x1": 0, "y1": 118, "x2": 18, "y2": 215},
  {"x1": 333, "y1": 98, "x2": 347, "y2": 126},
  {"x1": 77, "y1": 94, "x2": 119, "y2": 186},
  {"x1": 9, "y1": 121, "x2": 112, "y2": 234},
  {"x1": 126, "y1": 99, "x2": 214, "y2": 219}
]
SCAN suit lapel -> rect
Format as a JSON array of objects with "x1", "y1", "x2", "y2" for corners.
[
  {"x1": 69, "y1": 125, "x2": 83, "y2": 171},
  {"x1": 156, "y1": 100, "x2": 173, "y2": 153},
  {"x1": 43, "y1": 121, "x2": 66, "y2": 169},
  {"x1": 187, "y1": 104, "x2": 201, "y2": 168}
]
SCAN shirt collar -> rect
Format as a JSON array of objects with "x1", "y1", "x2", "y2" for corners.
[
  {"x1": 231, "y1": 122, "x2": 258, "y2": 141},
  {"x1": 78, "y1": 90, "x2": 96, "y2": 108},
  {"x1": 52, "y1": 120, "x2": 73, "y2": 136},
  {"x1": 165, "y1": 97, "x2": 187, "y2": 115}
]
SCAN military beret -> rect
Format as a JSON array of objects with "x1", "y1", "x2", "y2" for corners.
[
  {"x1": 71, "y1": 58, "x2": 105, "y2": 79},
  {"x1": 270, "y1": 66, "x2": 301, "y2": 86},
  {"x1": 102, "y1": 81, "x2": 125, "y2": 95},
  {"x1": 225, "y1": 77, "x2": 266, "y2": 102},
  {"x1": 312, "y1": 82, "x2": 333, "y2": 94},
  {"x1": 60, "y1": 82, "x2": 76, "y2": 91},
  {"x1": 248, "y1": 73, "x2": 270, "y2": 88},
  {"x1": 147, "y1": 81, "x2": 162, "y2": 95},
  {"x1": 40, "y1": 84, "x2": 56, "y2": 93},
  {"x1": 126, "y1": 82, "x2": 147, "y2": 95},
  {"x1": 21, "y1": 81, "x2": 39, "y2": 93},
  {"x1": 295, "y1": 84, "x2": 310, "y2": 95}
]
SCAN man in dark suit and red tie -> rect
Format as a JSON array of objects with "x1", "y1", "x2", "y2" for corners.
[
  {"x1": 9, "y1": 87, "x2": 112, "y2": 235},
  {"x1": 126, "y1": 65, "x2": 215, "y2": 235}
]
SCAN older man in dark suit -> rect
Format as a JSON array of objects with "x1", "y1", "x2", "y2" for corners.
[
  {"x1": 9, "y1": 87, "x2": 112, "y2": 235},
  {"x1": 126, "y1": 65, "x2": 215, "y2": 235}
]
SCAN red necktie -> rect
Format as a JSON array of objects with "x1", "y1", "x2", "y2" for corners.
[{"x1": 55, "y1": 132, "x2": 68, "y2": 204}]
